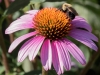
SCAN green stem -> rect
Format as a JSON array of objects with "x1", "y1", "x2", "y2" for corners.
[
  {"x1": 4, "y1": 0, "x2": 14, "y2": 43},
  {"x1": 0, "y1": 7, "x2": 4, "y2": 15},
  {"x1": 0, "y1": 31, "x2": 10, "y2": 75},
  {"x1": 0, "y1": 16, "x2": 6, "y2": 30},
  {"x1": 42, "y1": 67, "x2": 48, "y2": 75},
  {"x1": 0, "y1": 7, "x2": 10, "y2": 75},
  {"x1": 32, "y1": 56, "x2": 38, "y2": 70}
]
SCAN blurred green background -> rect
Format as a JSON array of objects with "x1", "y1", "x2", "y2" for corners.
[{"x1": 0, "y1": 0, "x2": 100, "y2": 75}]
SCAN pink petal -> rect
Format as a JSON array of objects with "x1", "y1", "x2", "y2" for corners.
[
  {"x1": 58, "y1": 40, "x2": 71, "y2": 70},
  {"x1": 26, "y1": 10, "x2": 38, "y2": 15},
  {"x1": 8, "y1": 31, "x2": 37, "y2": 53},
  {"x1": 73, "y1": 16, "x2": 86, "y2": 21},
  {"x1": 63, "y1": 39, "x2": 86, "y2": 65},
  {"x1": 19, "y1": 14, "x2": 35, "y2": 21},
  {"x1": 70, "y1": 29, "x2": 98, "y2": 42},
  {"x1": 18, "y1": 38, "x2": 33, "y2": 62},
  {"x1": 70, "y1": 33, "x2": 98, "y2": 51},
  {"x1": 29, "y1": 36, "x2": 45, "y2": 61},
  {"x1": 5, "y1": 19, "x2": 33, "y2": 34},
  {"x1": 72, "y1": 16, "x2": 92, "y2": 32},
  {"x1": 41, "y1": 39, "x2": 52, "y2": 70},
  {"x1": 5, "y1": 10, "x2": 38, "y2": 34},
  {"x1": 18, "y1": 36, "x2": 41, "y2": 62},
  {"x1": 20, "y1": 10, "x2": 38, "y2": 21},
  {"x1": 52, "y1": 41, "x2": 63, "y2": 75}
]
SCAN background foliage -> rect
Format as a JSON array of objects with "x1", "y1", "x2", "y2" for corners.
[{"x1": 0, "y1": 0, "x2": 100, "y2": 75}]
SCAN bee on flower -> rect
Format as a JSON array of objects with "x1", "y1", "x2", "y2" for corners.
[{"x1": 5, "y1": 3, "x2": 98, "y2": 75}]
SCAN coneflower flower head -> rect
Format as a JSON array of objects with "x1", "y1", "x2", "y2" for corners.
[
  {"x1": 5, "y1": 7, "x2": 98, "y2": 75},
  {"x1": 34, "y1": 8, "x2": 71, "y2": 40}
]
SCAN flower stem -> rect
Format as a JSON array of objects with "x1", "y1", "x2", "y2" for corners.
[
  {"x1": 0, "y1": 31, "x2": 10, "y2": 75},
  {"x1": 42, "y1": 67, "x2": 48, "y2": 75},
  {"x1": 80, "y1": 48, "x2": 100, "y2": 75},
  {"x1": 4, "y1": 0, "x2": 10, "y2": 8},
  {"x1": 4, "y1": 0, "x2": 14, "y2": 43},
  {"x1": 32, "y1": 56, "x2": 38, "y2": 70}
]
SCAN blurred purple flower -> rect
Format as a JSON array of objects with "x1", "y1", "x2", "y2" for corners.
[
  {"x1": 5, "y1": 8, "x2": 98, "y2": 75},
  {"x1": 0, "y1": 0, "x2": 2, "y2": 3}
]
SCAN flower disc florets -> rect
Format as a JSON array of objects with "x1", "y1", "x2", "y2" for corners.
[{"x1": 33, "y1": 8, "x2": 72, "y2": 40}]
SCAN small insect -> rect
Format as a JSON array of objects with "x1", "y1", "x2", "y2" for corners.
[
  {"x1": 61, "y1": 3, "x2": 78, "y2": 20},
  {"x1": 61, "y1": 3, "x2": 88, "y2": 31}
]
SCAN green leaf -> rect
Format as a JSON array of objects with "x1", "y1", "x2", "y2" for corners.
[
  {"x1": 63, "y1": 71, "x2": 77, "y2": 75},
  {"x1": 48, "y1": 70, "x2": 77, "y2": 75},
  {"x1": 80, "y1": 45, "x2": 91, "y2": 62},
  {"x1": 6, "y1": 0, "x2": 30, "y2": 14},
  {"x1": 0, "y1": 7, "x2": 4, "y2": 15},
  {"x1": 15, "y1": 29, "x2": 29, "y2": 39},
  {"x1": 24, "y1": 70, "x2": 41, "y2": 75},
  {"x1": 0, "y1": 66, "x2": 5, "y2": 74},
  {"x1": 30, "y1": 0, "x2": 45, "y2": 3},
  {"x1": 87, "y1": 0, "x2": 98, "y2": 3},
  {"x1": 18, "y1": 72, "x2": 25, "y2": 75},
  {"x1": 22, "y1": 58, "x2": 33, "y2": 72},
  {"x1": 41, "y1": 2, "x2": 65, "y2": 8},
  {"x1": 48, "y1": 70, "x2": 57, "y2": 75},
  {"x1": 43, "y1": 0, "x2": 66, "y2": 2},
  {"x1": 76, "y1": 1, "x2": 100, "y2": 17}
]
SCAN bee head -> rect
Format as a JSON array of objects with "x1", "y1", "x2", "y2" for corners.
[{"x1": 61, "y1": 3, "x2": 78, "y2": 20}]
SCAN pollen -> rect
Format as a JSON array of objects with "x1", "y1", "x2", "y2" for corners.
[{"x1": 33, "y1": 8, "x2": 72, "y2": 40}]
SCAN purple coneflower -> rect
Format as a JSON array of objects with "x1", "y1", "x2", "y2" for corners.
[{"x1": 5, "y1": 7, "x2": 98, "y2": 74}]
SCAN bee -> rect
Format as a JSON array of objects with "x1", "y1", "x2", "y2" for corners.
[{"x1": 61, "y1": 3, "x2": 78, "y2": 20}]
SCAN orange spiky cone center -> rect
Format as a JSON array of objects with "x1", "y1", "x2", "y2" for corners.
[{"x1": 33, "y1": 8, "x2": 72, "y2": 40}]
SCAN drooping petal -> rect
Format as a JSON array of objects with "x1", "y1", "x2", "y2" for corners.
[
  {"x1": 70, "y1": 32, "x2": 98, "y2": 51},
  {"x1": 5, "y1": 10, "x2": 38, "y2": 34},
  {"x1": 58, "y1": 40, "x2": 71, "y2": 70},
  {"x1": 18, "y1": 35, "x2": 41, "y2": 62},
  {"x1": 71, "y1": 16, "x2": 92, "y2": 32},
  {"x1": 63, "y1": 38, "x2": 86, "y2": 65},
  {"x1": 29, "y1": 36, "x2": 45, "y2": 61},
  {"x1": 41, "y1": 39, "x2": 52, "y2": 70},
  {"x1": 5, "y1": 19, "x2": 33, "y2": 34},
  {"x1": 18, "y1": 38, "x2": 33, "y2": 62},
  {"x1": 70, "y1": 29, "x2": 98, "y2": 42},
  {"x1": 52, "y1": 41, "x2": 63, "y2": 75},
  {"x1": 8, "y1": 31, "x2": 37, "y2": 53}
]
